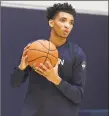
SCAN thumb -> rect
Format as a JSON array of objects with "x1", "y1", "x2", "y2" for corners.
[
  {"x1": 56, "y1": 58, "x2": 60, "y2": 66},
  {"x1": 54, "y1": 58, "x2": 59, "y2": 71}
]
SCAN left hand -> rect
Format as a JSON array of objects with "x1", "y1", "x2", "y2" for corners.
[{"x1": 33, "y1": 60, "x2": 62, "y2": 85}]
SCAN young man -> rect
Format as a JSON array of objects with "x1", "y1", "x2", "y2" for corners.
[{"x1": 11, "y1": 3, "x2": 87, "y2": 116}]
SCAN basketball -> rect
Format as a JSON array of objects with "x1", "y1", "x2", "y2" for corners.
[{"x1": 26, "y1": 40, "x2": 58, "y2": 67}]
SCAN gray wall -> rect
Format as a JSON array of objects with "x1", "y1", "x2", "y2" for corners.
[{"x1": 1, "y1": 7, "x2": 108, "y2": 116}]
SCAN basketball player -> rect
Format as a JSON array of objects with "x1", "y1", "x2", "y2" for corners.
[{"x1": 11, "y1": 3, "x2": 87, "y2": 116}]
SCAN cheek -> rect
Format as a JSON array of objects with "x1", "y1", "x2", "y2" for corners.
[
  {"x1": 54, "y1": 24, "x2": 62, "y2": 33},
  {"x1": 55, "y1": 21, "x2": 63, "y2": 29},
  {"x1": 69, "y1": 26, "x2": 73, "y2": 32}
]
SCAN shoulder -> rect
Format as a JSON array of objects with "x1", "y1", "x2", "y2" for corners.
[
  {"x1": 75, "y1": 44, "x2": 86, "y2": 59},
  {"x1": 68, "y1": 41, "x2": 86, "y2": 61}
]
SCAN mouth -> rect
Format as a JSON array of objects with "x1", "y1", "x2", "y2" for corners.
[
  {"x1": 63, "y1": 30, "x2": 69, "y2": 33},
  {"x1": 63, "y1": 31, "x2": 69, "y2": 35}
]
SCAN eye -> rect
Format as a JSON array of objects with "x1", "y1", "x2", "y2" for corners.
[
  {"x1": 70, "y1": 22, "x2": 73, "y2": 25},
  {"x1": 60, "y1": 18, "x2": 66, "y2": 22}
]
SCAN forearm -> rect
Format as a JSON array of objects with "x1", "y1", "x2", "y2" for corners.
[
  {"x1": 56, "y1": 79, "x2": 84, "y2": 104},
  {"x1": 10, "y1": 67, "x2": 28, "y2": 88}
]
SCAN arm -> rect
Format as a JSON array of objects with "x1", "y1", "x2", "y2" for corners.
[
  {"x1": 32, "y1": 47, "x2": 86, "y2": 104},
  {"x1": 56, "y1": 49, "x2": 87, "y2": 104},
  {"x1": 10, "y1": 43, "x2": 31, "y2": 88},
  {"x1": 10, "y1": 66, "x2": 30, "y2": 88}
]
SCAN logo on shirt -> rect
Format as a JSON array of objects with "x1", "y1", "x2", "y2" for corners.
[
  {"x1": 58, "y1": 58, "x2": 64, "y2": 65},
  {"x1": 82, "y1": 61, "x2": 86, "y2": 69}
]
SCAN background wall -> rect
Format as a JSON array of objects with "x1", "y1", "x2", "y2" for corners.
[
  {"x1": 1, "y1": 2, "x2": 108, "y2": 116},
  {"x1": 1, "y1": 1, "x2": 108, "y2": 15}
]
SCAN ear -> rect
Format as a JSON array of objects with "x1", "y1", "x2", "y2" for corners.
[{"x1": 49, "y1": 19, "x2": 54, "y2": 28}]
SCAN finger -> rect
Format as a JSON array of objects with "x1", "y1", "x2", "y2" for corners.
[
  {"x1": 45, "y1": 61, "x2": 52, "y2": 69},
  {"x1": 22, "y1": 55, "x2": 27, "y2": 59},
  {"x1": 26, "y1": 43, "x2": 31, "y2": 47},
  {"x1": 24, "y1": 55, "x2": 28, "y2": 59},
  {"x1": 21, "y1": 56, "x2": 25, "y2": 60},
  {"x1": 55, "y1": 59, "x2": 59, "y2": 67},
  {"x1": 21, "y1": 55, "x2": 27, "y2": 62},
  {"x1": 23, "y1": 49, "x2": 29, "y2": 56},
  {"x1": 35, "y1": 69, "x2": 43, "y2": 76},
  {"x1": 24, "y1": 46, "x2": 29, "y2": 51},
  {"x1": 57, "y1": 58, "x2": 60, "y2": 65},
  {"x1": 54, "y1": 65, "x2": 58, "y2": 72},
  {"x1": 35, "y1": 67, "x2": 45, "y2": 74},
  {"x1": 40, "y1": 63, "x2": 48, "y2": 71},
  {"x1": 24, "y1": 48, "x2": 29, "y2": 52}
]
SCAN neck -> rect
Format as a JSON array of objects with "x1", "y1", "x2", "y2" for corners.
[{"x1": 49, "y1": 30, "x2": 67, "y2": 47}]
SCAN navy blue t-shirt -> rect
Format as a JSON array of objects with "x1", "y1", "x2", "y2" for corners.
[{"x1": 11, "y1": 40, "x2": 87, "y2": 116}]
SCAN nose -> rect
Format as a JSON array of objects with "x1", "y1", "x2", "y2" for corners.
[{"x1": 64, "y1": 22, "x2": 70, "y2": 29}]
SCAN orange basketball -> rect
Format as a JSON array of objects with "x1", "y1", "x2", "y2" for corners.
[{"x1": 26, "y1": 40, "x2": 58, "y2": 67}]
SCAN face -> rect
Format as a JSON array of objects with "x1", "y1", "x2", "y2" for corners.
[{"x1": 49, "y1": 12, "x2": 74, "y2": 38}]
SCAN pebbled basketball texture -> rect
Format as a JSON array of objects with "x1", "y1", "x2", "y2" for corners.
[{"x1": 26, "y1": 40, "x2": 59, "y2": 67}]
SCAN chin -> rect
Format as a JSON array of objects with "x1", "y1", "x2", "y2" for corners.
[
  {"x1": 63, "y1": 33, "x2": 69, "y2": 38},
  {"x1": 59, "y1": 35, "x2": 66, "y2": 38},
  {"x1": 61, "y1": 37, "x2": 67, "y2": 40},
  {"x1": 59, "y1": 34, "x2": 68, "y2": 38}
]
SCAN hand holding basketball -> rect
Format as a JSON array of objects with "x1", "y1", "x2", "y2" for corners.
[
  {"x1": 33, "y1": 60, "x2": 61, "y2": 85},
  {"x1": 18, "y1": 43, "x2": 31, "y2": 70}
]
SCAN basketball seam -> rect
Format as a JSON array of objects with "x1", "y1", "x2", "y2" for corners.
[
  {"x1": 28, "y1": 56, "x2": 52, "y2": 65},
  {"x1": 28, "y1": 49, "x2": 58, "y2": 59},
  {"x1": 43, "y1": 41, "x2": 50, "y2": 65},
  {"x1": 37, "y1": 40, "x2": 56, "y2": 51}
]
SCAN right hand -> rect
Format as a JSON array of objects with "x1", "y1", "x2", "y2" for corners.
[{"x1": 18, "y1": 43, "x2": 31, "y2": 70}]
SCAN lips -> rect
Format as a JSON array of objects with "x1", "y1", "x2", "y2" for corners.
[{"x1": 64, "y1": 30, "x2": 69, "y2": 33}]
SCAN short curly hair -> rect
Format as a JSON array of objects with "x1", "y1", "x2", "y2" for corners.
[{"x1": 46, "y1": 2, "x2": 76, "y2": 21}]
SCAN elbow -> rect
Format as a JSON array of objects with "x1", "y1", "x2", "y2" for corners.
[
  {"x1": 74, "y1": 95, "x2": 84, "y2": 104},
  {"x1": 73, "y1": 89, "x2": 84, "y2": 104}
]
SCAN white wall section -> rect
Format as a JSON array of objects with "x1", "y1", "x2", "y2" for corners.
[{"x1": 1, "y1": 1, "x2": 108, "y2": 16}]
